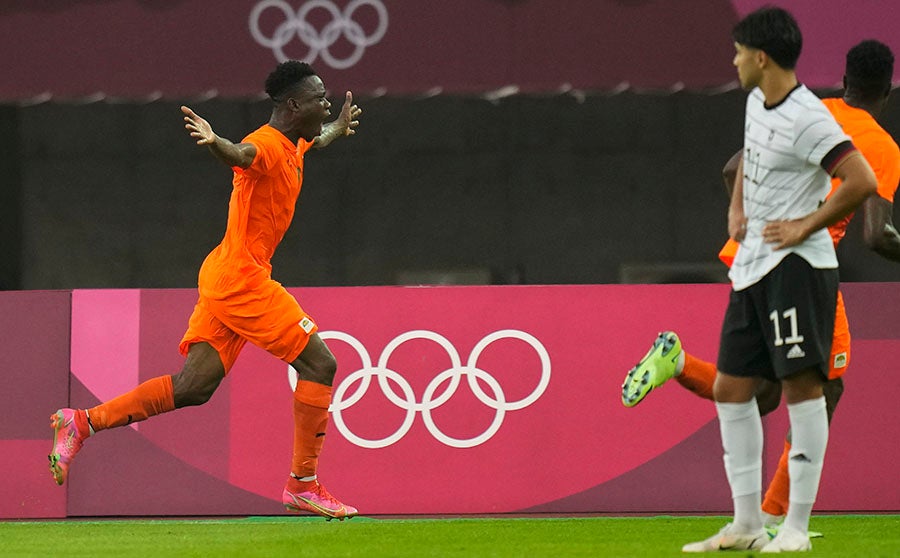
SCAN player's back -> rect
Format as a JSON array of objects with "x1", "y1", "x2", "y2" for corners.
[{"x1": 823, "y1": 97, "x2": 900, "y2": 246}]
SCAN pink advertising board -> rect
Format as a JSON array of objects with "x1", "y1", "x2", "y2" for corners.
[
  {"x1": 46, "y1": 284, "x2": 898, "y2": 517},
  {"x1": 0, "y1": 291, "x2": 70, "y2": 519}
]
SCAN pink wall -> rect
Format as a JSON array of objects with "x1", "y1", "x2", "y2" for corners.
[
  {"x1": 3, "y1": 284, "x2": 899, "y2": 518},
  {"x1": 4, "y1": 1, "x2": 896, "y2": 100},
  {"x1": 731, "y1": 0, "x2": 900, "y2": 89}
]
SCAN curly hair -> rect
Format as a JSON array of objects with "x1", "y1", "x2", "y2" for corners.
[
  {"x1": 732, "y1": 6, "x2": 802, "y2": 70},
  {"x1": 845, "y1": 40, "x2": 894, "y2": 102},
  {"x1": 264, "y1": 61, "x2": 318, "y2": 102}
]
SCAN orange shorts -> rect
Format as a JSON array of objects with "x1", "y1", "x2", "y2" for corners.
[
  {"x1": 179, "y1": 279, "x2": 318, "y2": 373},
  {"x1": 829, "y1": 290, "x2": 850, "y2": 379},
  {"x1": 719, "y1": 239, "x2": 849, "y2": 379}
]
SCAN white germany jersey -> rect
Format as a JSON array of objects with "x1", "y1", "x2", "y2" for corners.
[{"x1": 729, "y1": 85, "x2": 851, "y2": 291}]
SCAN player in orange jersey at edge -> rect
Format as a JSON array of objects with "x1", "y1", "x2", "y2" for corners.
[
  {"x1": 622, "y1": 39, "x2": 900, "y2": 535},
  {"x1": 49, "y1": 61, "x2": 363, "y2": 520}
]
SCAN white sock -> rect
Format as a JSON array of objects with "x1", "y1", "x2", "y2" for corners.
[
  {"x1": 84, "y1": 409, "x2": 95, "y2": 436},
  {"x1": 716, "y1": 399, "x2": 763, "y2": 531},
  {"x1": 290, "y1": 472, "x2": 317, "y2": 483},
  {"x1": 784, "y1": 396, "x2": 828, "y2": 534}
]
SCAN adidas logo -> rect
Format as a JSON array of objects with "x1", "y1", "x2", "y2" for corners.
[{"x1": 786, "y1": 344, "x2": 806, "y2": 359}]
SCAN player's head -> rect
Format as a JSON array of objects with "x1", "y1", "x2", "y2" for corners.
[
  {"x1": 732, "y1": 6, "x2": 802, "y2": 88},
  {"x1": 265, "y1": 60, "x2": 319, "y2": 102},
  {"x1": 265, "y1": 61, "x2": 331, "y2": 141},
  {"x1": 844, "y1": 40, "x2": 894, "y2": 105}
]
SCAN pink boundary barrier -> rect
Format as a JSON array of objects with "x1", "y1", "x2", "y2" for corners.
[{"x1": 2, "y1": 284, "x2": 899, "y2": 518}]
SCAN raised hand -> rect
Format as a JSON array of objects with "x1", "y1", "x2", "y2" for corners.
[
  {"x1": 181, "y1": 105, "x2": 216, "y2": 145},
  {"x1": 335, "y1": 91, "x2": 362, "y2": 136}
]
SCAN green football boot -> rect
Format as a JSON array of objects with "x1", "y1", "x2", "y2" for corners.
[{"x1": 621, "y1": 331, "x2": 682, "y2": 407}]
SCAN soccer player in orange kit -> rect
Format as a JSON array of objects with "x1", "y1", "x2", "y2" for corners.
[
  {"x1": 49, "y1": 61, "x2": 362, "y2": 520},
  {"x1": 622, "y1": 39, "x2": 899, "y2": 538}
]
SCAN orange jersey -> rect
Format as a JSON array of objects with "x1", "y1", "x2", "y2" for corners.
[
  {"x1": 822, "y1": 97, "x2": 900, "y2": 245},
  {"x1": 198, "y1": 125, "x2": 312, "y2": 299},
  {"x1": 719, "y1": 98, "x2": 900, "y2": 267}
]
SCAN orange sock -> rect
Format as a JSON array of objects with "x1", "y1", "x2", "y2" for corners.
[
  {"x1": 762, "y1": 440, "x2": 791, "y2": 516},
  {"x1": 291, "y1": 380, "x2": 332, "y2": 479},
  {"x1": 87, "y1": 375, "x2": 175, "y2": 432},
  {"x1": 675, "y1": 352, "x2": 716, "y2": 401}
]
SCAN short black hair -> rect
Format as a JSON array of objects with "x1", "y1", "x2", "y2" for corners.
[
  {"x1": 845, "y1": 40, "x2": 894, "y2": 102},
  {"x1": 732, "y1": 6, "x2": 802, "y2": 70},
  {"x1": 264, "y1": 61, "x2": 318, "y2": 102}
]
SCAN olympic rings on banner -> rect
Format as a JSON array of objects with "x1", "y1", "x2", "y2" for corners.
[
  {"x1": 288, "y1": 330, "x2": 551, "y2": 448},
  {"x1": 249, "y1": 0, "x2": 388, "y2": 69}
]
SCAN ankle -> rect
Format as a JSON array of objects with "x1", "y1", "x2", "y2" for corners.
[
  {"x1": 287, "y1": 473, "x2": 317, "y2": 492},
  {"x1": 75, "y1": 409, "x2": 93, "y2": 437}
]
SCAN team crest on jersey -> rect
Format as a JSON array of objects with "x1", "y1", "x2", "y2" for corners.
[
  {"x1": 299, "y1": 316, "x2": 315, "y2": 334},
  {"x1": 833, "y1": 352, "x2": 847, "y2": 369}
]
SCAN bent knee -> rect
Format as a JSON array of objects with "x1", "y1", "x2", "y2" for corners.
[
  {"x1": 172, "y1": 363, "x2": 224, "y2": 408},
  {"x1": 294, "y1": 353, "x2": 338, "y2": 385},
  {"x1": 311, "y1": 353, "x2": 338, "y2": 383},
  {"x1": 178, "y1": 385, "x2": 217, "y2": 407}
]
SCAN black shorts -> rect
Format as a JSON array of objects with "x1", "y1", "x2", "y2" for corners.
[{"x1": 717, "y1": 254, "x2": 838, "y2": 381}]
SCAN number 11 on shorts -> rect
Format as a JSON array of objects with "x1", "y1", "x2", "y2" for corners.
[{"x1": 769, "y1": 307, "x2": 805, "y2": 346}]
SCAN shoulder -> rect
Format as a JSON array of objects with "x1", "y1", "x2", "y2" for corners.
[
  {"x1": 238, "y1": 126, "x2": 284, "y2": 171},
  {"x1": 852, "y1": 115, "x2": 900, "y2": 164},
  {"x1": 243, "y1": 124, "x2": 277, "y2": 146},
  {"x1": 821, "y1": 97, "x2": 844, "y2": 114},
  {"x1": 792, "y1": 87, "x2": 831, "y2": 115},
  {"x1": 792, "y1": 94, "x2": 840, "y2": 134}
]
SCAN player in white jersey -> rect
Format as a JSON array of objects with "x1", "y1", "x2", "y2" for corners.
[
  {"x1": 730, "y1": 86, "x2": 855, "y2": 291},
  {"x1": 683, "y1": 7, "x2": 877, "y2": 554}
]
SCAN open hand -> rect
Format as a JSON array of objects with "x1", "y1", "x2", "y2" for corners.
[
  {"x1": 335, "y1": 91, "x2": 362, "y2": 136},
  {"x1": 762, "y1": 219, "x2": 809, "y2": 250},
  {"x1": 181, "y1": 105, "x2": 216, "y2": 145}
]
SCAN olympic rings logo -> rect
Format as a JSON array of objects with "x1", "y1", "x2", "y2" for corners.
[
  {"x1": 249, "y1": 0, "x2": 388, "y2": 69},
  {"x1": 288, "y1": 330, "x2": 551, "y2": 449}
]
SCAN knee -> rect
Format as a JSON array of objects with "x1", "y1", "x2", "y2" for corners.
[
  {"x1": 824, "y1": 378, "x2": 844, "y2": 422},
  {"x1": 313, "y1": 352, "x2": 338, "y2": 384},
  {"x1": 755, "y1": 381, "x2": 782, "y2": 416},
  {"x1": 180, "y1": 384, "x2": 216, "y2": 407},
  {"x1": 172, "y1": 366, "x2": 222, "y2": 408},
  {"x1": 297, "y1": 352, "x2": 338, "y2": 386}
]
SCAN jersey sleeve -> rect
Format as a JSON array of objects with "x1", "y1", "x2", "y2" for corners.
[
  {"x1": 870, "y1": 137, "x2": 900, "y2": 203},
  {"x1": 793, "y1": 105, "x2": 852, "y2": 169},
  {"x1": 240, "y1": 130, "x2": 278, "y2": 176}
]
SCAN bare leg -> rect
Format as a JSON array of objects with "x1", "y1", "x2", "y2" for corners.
[{"x1": 172, "y1": 342, "x2": 227, "y2": 407}]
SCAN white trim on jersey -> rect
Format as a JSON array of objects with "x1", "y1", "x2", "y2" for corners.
[{"x1": 729, "y1": 85, "x2": 851, "y2": 291}]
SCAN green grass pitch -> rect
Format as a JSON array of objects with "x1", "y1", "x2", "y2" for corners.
[{"x1": 2, "y1": 515, "x2": 898, "y2": 557}]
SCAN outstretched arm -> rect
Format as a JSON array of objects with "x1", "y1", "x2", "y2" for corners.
[
  {"x1": 862, "y1": 193, "x2": 900, "y2": 261},
  {"x1": 312, "y1": 91, "x2": 362, "y2": 149},
  {"x1": 181, "y1": 105, "x2": 256, "y2": 169}
]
